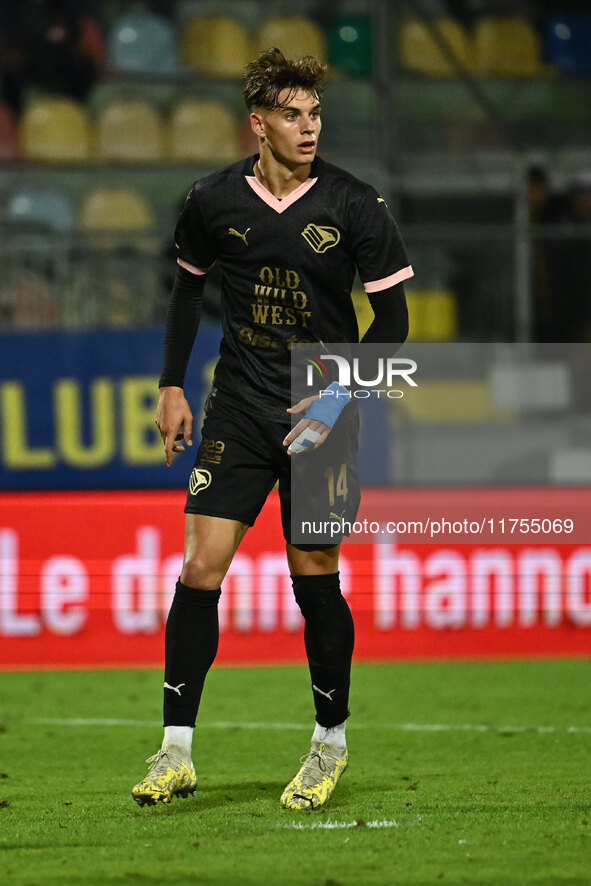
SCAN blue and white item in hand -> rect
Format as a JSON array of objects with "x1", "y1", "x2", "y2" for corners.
[
  {"x1": 288, "y1": 427, "x2": 322, "y2": 454},
  {"x1": 288, "y1": 383, "x2": 351, "y2": 454},
  {"x1": 304, "y1": 382, "x2": 351, "y2": 429}
]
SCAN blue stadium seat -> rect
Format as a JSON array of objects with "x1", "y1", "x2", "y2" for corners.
[
  {"x1": 6, "y1": 187, "x2": 75, "y2": 232},
  {"x1": 107, "y1": 11, "x2": 179, "y2": 74},
  {"x1": 546, "y1": 15, "x2": 591, "y2": 74}
]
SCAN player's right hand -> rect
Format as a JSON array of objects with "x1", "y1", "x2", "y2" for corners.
[{"x1": 155, "y1": 386, "x2": 193, "y2": 467}]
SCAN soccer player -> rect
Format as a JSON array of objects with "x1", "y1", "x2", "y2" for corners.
[{"x1": 132, "y1": 47, "x2": 412, "y2": 810}]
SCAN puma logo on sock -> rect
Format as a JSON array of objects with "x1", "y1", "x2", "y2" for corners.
[
  {"x1": 312, "y1": 684, "x2": 336, "y2": 701},
  {"x1": 164, "y1": 682, "x2": 186, "y2": 696}
]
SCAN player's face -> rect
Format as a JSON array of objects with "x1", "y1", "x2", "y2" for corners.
[{"x1": 252, "y1": 89, "x2": 322, "y2": 169}]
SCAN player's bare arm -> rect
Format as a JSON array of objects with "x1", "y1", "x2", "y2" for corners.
[{"x1": 155, "y1": 385, "x2": 193, "y2": 467}]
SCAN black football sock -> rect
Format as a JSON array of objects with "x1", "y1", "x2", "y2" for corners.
[
  {"x1": 292, "y1": 572, "x2": 355, "y2": 729},
  {"x1": 163, "y1": 580, "x2": 221, "y2": 727}
]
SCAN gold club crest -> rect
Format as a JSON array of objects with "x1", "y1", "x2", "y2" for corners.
[
  {"x1": 189, "y1": 468, "x2": 212, "y2": 495},
  {"x1": 301, "y1": 224, "x2": 341, "y2": 253}
]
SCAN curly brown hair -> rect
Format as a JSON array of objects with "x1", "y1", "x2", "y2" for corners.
[{"x1": 242, "y1": 47, "x2": 327, "y2": 111}]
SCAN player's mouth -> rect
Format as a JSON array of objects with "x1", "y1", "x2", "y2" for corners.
[{"x1": 297, "y1": 140, "x2": 316, "y2": 154}]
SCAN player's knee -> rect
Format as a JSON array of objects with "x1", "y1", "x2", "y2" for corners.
[
  {"x1": 287, "y1": 543, "x2": 340, "y2": 576},
  {"x1": 180, "y1": 555, "x2": 226, "y2": 591}
]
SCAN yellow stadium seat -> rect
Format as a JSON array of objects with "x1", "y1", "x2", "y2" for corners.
[
  {"x1": 181, "y1": 16, "x2": 252, "y2": 78},
  {"x1": 20, "y1": 97, "x2": 91, "y2": 161},
  {"x1": 397, "y1": 379, "x2": 515, "y2": 423},
  {"x1": 421, "y1": 290, "x2": 458, "y2": 339},
  {"x1": 79, "y1": 187, "x2": 154, "y2": 232},
  {"x1": 169, "y1": 99, "x2": 241, "y2": 164},
  {"x1": 353, "y1": 288, "x2": 457, "y2": 342},
  {"x1": 77, "y1": 188, "x2": 158, "y2": 325},
  {"x1": 95, "y1": 99, "x2": 164, "y2": 162},
  {"x1": 398, "y1": 17, "x2": 473, "y2": 76},
  {"x1": 257, "y1": 15, "x2": 327, "y2": 61},
  {"x1": 406, "y1": 290, "x2": 458, "y2": 341},
  {"x1": 473, "y1": 16, "x2": 545, "y2": 77}
]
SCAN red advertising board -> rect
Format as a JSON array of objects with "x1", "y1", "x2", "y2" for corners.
[{"x1": 1, "y1": 489, "x2": 590, "y2": 669}]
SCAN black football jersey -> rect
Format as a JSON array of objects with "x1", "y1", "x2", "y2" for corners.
[{"x1": 175, "y1": 154, "x2": 413, "y2": 421}]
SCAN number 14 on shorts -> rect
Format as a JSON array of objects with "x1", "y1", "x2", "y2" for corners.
[{"x1": 324, "y1": 463, "x2": 348, "y2": 508}]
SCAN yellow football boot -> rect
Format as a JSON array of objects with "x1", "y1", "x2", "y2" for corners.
[
  {"x1": 131, "y1": 745, "x2": 197, "y2": 807},
  {"x1": 281, "y1": 740, "x2": 348, "y2": 811}
]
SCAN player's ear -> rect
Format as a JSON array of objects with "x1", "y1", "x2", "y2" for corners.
[{"x1": 250, "y1": 111, "x2": 266, "y2": 140}]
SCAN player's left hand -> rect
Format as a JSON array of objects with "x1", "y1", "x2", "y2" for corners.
[
  {"x1": 283, "y1": 395, "x2": 330, "y2": 456},
  {"x1": 155, "y1": 386, "x2": 193, "y2": 467}
]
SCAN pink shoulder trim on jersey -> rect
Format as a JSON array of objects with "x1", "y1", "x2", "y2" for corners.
[
  {"x1": 363, "y1": 265, "x2": 414, "y2": 293},
  {"x1": 177, "y1": 258, "x2": 209, "y2": 275},
  {"x1": 245, "y1": 175, "x2": 318, "y2": 213}
]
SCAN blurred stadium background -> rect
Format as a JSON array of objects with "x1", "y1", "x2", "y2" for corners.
[{"x1": 1, "y1": 0, "x2": 590, "y2": 668}]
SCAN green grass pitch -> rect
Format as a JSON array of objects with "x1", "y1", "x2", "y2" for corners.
[{"x1": 0, "y1": 660, "x2": 590, "y2": 885}]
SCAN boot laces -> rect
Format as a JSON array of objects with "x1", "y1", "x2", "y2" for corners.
[
  {"x1": 145, "y1": 747, "x2": 179, "y2": 773},
  {"x1": 298, "y1": 743, "x2": 330, "y2": 789}
]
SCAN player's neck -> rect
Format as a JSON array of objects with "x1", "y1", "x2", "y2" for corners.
[{"x1": 254, "y1": 154, "x2": 312, "y2": 200}]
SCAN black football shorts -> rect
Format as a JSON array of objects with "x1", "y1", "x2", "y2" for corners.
[{"x1": 185, "y1": 392, "x2": 360, "y2": 544}]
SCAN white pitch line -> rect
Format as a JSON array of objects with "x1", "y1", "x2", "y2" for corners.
[
  {"x1": 281, "y1": 819, "x2": 401, "y2": 830},
  {"x1": 33, "y1": 718, "x2": 163, "y2": 727},
  {"x1": 30, "y1": 718, "x2": 308, "y2": 729},
  {"x1": 29, "y1": 718, "x2": 591, "y2": 734}
]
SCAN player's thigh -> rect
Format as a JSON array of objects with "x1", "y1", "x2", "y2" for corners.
[
  {"x1": 185, "y1": 398, "x2": 277, "y2": 525},
  {"x1": 181, "y1": 513, "x2": 249, "y2": 590}
]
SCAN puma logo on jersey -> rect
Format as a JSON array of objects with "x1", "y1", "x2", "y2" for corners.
[
  {"x1": 329, "y1": 509, "x2": 346, "y2": 523},
  {"x1": 312, "y1": 684, "x2": 336, "y2": 701},
  {"x1": 301, "y1": 223, "x2": 340, "y2": 253},
  {"x1": 189, "y1": 468, "x2": 212, "y2": 495},
  {"x1": 228, "y1": 226, "x2": 251, "y2": 245},
  {"x1": 164, "y1": 682, "x2": 185, "y2": 696}
]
